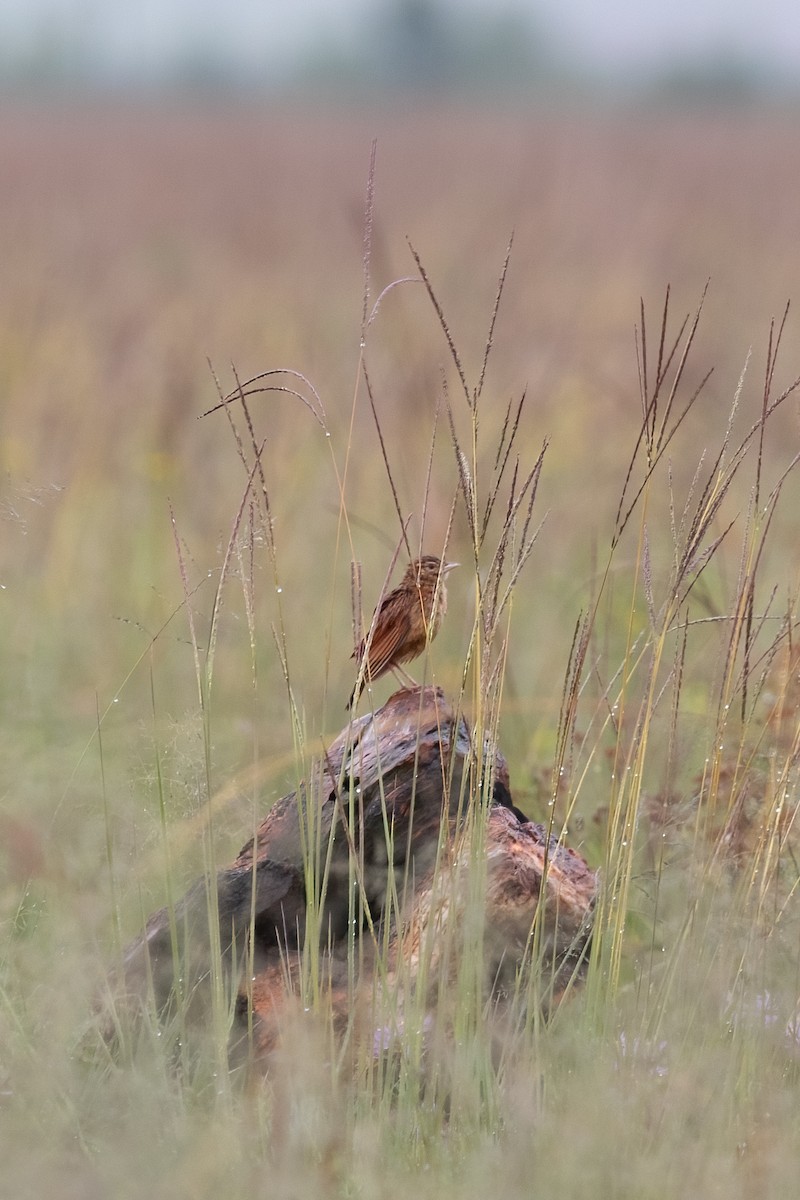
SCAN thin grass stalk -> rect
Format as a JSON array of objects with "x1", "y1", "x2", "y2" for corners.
[
  {"x1": 148, "y1": 656, "x2": 187, "y2": 1058},
  {"x1": 97, "y1": 693, "x2": 120, "y2": 964}
]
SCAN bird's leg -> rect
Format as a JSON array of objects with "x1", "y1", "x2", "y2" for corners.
[{"x1": 391, "y1": 665, "x2": 419, "y2": 688}]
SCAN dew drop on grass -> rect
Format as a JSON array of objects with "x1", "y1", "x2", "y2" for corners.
[{"x1": 276, "y1": 586, "x2": 282, "y2": 594}]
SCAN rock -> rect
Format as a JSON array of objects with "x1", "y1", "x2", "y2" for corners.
[{"x1": 108, "y1": 686, "x2": 597, "y2": 1063}]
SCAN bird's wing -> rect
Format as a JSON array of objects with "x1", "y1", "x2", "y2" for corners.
[{"x1": 362, "y1": 595, "x2": 410, "y2": 681}]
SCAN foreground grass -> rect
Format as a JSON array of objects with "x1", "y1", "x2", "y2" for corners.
[{"x1": 2, "y1": 103, "x2": 800, "y2": 1197}]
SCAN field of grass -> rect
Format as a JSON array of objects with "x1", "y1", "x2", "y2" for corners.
[{"x1": 1, "y1": 100, "x2": 799, "y2": 1197}]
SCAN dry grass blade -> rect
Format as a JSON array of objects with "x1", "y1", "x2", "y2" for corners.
[
  {"x1": 652, "y1": 284, "x2": 673, "y2": 432},
  {"x1": 755, "y1": 305, "x2": 791, "y2": 516},
  {"x1": 408, "y1": 239, "x2": 471, "y2": 409},
  {"x1": 351, "y1": 560, "x2": 363, "y2": 655},
  {"x1": 742, "y1": 304, "x2": 790, "y2": 718},
  {"x1": 663, "y1": 610, "x2": 690, "y2": 802},
  {"x1": 445, "y1": 383, "x2": 477, "y2": 549},
  {"x1": 200, "y1": 368, "x2": 327, "y2": 429},
  {"x1": 482, "y1": 391, "x2": 527, "y2": 541},
  {"x1": 169, "y1": 500, "x2": 203, "y2": 708},
  {"x1": 494, "y1": 391, "x2": 523, "y2": 473},
  {"x1": 654, "y1": 281, "x2": 709, "y2": 455},
  {"x1": 613, "y1": 366, "x2": 713, "y2": 550},
  {"x1": 615, "y1": 288, "x2": 708, "y2": 545},
  {"x1": 270, "y1": 620, "x2": 293, "y2": 693},
  {"x1": 235, "y1": 504, "x2": 258, "y2": 689},
  {"x1": 361, "y1": 139, "x2": 377, "y2": 343},
  {"x1": 733, "y1": 454, "x2": 800, "y2": 717},
  {"x1": 206, "y1": 440, "x2": 267, "y2": 697},
  {"x1": 733, "y1": 584, "x2": 782, "y2": 715},
  {"x1": 633, "y1": 293, "x2": 688, "y2": 462},
  {"x1": 362, "y1": 362, "x2": 413, "y2": 562},
  {"x1": 365, "y1": 277, "x2": 423, "y2": 329},
  {"x1": 733, "y1": 603, "x2": 794, "y2": 721},
  {"x1": 678, "y1": 475, "x2": 732, "y2": 582},
  {"x1": 207, "y1": 358, "x2": 251, "y2": 482},
  {"x1": 475, "y1": 231, "x2": 514, "y2": 407},
  {"x1": 482, "y1": 523, "x2": 508, "y2": 641},
  {"x1": 551, "y1": 612, "x2": 591, "y2": 812},
  {"x1": 230, "y1": 363, "x2": 273, "y2": 538},
  {"x1": 675, "y1": 517, "x2": 737, "y2": 612},
  {"x1": 488, "y1": 525, "x2": 549, "y2": 645},
  {"x1": 642, "y1": 524, "x2": 656, "y2": 630},
  {"x1": 486, "y1": 459, "x2": 548, "y2": 641},
  {"x1": 725, "y1": 371, "x2": 800, "y2": 478},
  {"x1": 489, "y1": 439, "x2": 546, "y2": 564},
  {"x1": 516, "y1": 442, "x2": 548, "y2": 555},
  {"x1": 677, "y1": 420, "x2": 746, "y2": 583},
  {"x1": 418, "y1": 390, "x2": 442, "y2": 553},
  {"x1": 633, "y1": 289, "x2": 689, "y2": 474},
  {"x1": 481, "y1": 642, "x2": 507, "y2": 706},
  {"x1": 673, "y1": 449, "x2": 707, "y2": 571},
  {"x1": 636, "y1": 295, "x2": 648, "y2": 442},
  {"x1": 675, "y1": 335, "x2": 800, "y2": 630}
]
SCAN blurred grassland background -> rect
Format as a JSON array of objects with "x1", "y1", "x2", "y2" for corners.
[{"x1": 2, "y1": 94, "x2": 800, "y2": 1198}]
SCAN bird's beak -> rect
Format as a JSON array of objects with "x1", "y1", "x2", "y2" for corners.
[{"x1": 443, "y1": 561, "x2": 459, "y2": 573}]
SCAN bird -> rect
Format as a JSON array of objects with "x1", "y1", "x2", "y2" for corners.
[{"x1": 348, "y1": 555, "x2": 458, "y2": 709}]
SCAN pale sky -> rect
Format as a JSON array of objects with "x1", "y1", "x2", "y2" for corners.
[
  {"x1": 554, "y1": 0, "x2": 800, "y2": 70},
  {"x1": 2, "y1": 0, "x2": 800, "y2": 77}
]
